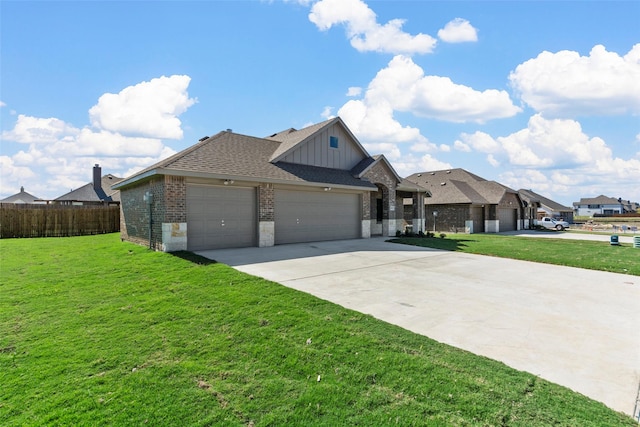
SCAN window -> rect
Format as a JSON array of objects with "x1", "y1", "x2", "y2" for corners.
[{"x1": 329, "y1": 136, "x2": 339, "y2": 149}]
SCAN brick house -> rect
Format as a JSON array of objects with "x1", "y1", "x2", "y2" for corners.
[
  {"x1": 404, "y1": 169, "x2": 524, "y2": 233},
  {"x1": 1, "y1": 186, "x2": 42, "y2": 204},
  {"x1": 518, "y1": 189, "x2": 574, "y2": 225},
  {"x1": 573, "y1": 195, "x2": 636, "y2": 217},
  {"x1": 55, "y1": 164, "x2": 123, "y2": 206},
  {"x1": 113, "y1": 117, "x2": 426, "y2": 251}
]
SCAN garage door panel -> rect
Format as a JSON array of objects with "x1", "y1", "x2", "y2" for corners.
[
  {"x1": 275, "y1": 189, "x2": 360, "y2": 244},
  {"x1": 498, "y1": 208, "x2": 516, "y2": 232},
  {"x1": 187, "y1": 185, "x2": 256, "y2": 250}
]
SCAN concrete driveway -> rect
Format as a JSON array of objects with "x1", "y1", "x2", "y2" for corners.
[{"x1": 198, "y1": 237, "x2": 640, "y2": 417}]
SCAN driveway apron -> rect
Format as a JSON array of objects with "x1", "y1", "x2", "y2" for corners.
[{"x1": 198, "y1": 237, "x2": 640, "y2": 417}]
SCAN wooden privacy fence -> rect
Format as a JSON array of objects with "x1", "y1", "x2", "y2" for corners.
[{"x1": 0, "y1": 204, "x2": 120, "y2": 238}]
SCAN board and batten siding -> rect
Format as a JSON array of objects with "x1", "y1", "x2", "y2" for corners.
[{"x1": 280, "y1": 123, "x2": 366, "y2": 170}]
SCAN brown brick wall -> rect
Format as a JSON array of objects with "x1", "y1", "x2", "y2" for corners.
[
  {"x1": 259, "y1": 183, "x2": 274, "y2": 222},
  {"x1": 362, "y1": 191, "x2": 371, "y2": 221},
  {"x1": 425, "y1": 204, "x2": 470, "y2": 231},
  {"x1": 120, "y1": 176, "x2": 168, "y2": 250},
  {"x1": 164, "y1": 175, "x2": 186, "y2": 223}
]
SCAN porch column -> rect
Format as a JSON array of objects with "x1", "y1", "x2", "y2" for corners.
[
  {"x1": 412, "y1": 192, "x2": 425, "y2": 233},
  {"x1": 383, "y1": 187, "x2": 397, "y2": 237}
]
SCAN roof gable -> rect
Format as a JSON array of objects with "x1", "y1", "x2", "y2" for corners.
[
  {"x1": 1, "y1": 187, "x2": 41, "y2": 203},
  {"x1": 267, "y1": 117, "x2": 370, "y2": 170},
  {"x1": 114, "y1": 130, "x2": 377, "y2": 191},
  {"x1": 352, "y1": 154, "x2": 402, "y2": 184}
]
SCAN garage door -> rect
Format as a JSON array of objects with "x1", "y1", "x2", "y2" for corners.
[
  {"x1": 275, "y1": 189, "x2": 360, "y2": 244},
  {"x1": 187, "y1": 184, "x2": 256, "y2": 250},
  {"x1": 498, "y1": 208, "x2": 517, "y2": 232}
]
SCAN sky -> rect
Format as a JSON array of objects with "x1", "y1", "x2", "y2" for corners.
[{"x1": 1, "y1": 0, "x2": 639, "y2": 207}]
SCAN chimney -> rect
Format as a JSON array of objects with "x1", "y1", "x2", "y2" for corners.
[{"x1": 93, "y1": 164, "x2": 102, "y2": 191}]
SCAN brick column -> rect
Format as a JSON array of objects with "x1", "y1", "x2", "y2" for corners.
[
  {"x1": 258, "y1": 183, "x2": 275, "y2": 247},
  {"x1": 161, "y1": 175, "x2": 187, "y2": 252}
]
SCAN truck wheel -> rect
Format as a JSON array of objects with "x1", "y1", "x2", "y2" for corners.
[{"x1": 556, "y1": 224, "x2": 564, "y2": 231}]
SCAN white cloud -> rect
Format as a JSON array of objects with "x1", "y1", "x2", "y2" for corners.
[
  {"x1": 410, "y1": 141, "x2": 438, "y2": 153},
  {"x1": 0, "y1": 75, "x2": 194, "y2": 199},
  {"x1": 437, "y1": 18, "x2": 478, "y2": 43},
  {"x1": 320, "y1": 106, "x2": 334, "y2": 119},
  {"x1": 346, "y1": 86, "x2": 362, "y2": 97},
  {"x1": 459, "y1": 114, "x2": 640, "y2": 204},
  {"x1": 339, "y1": 98, "x2": 428, "y2": 145},
  {"x1": 499, "y1": 114, "x2": 612, "y2": 167},
  {"x1": 88, "y1": 75, "x2": 196, "y2": 139},
  {"x1": 0, "y1": 101, "x2": 6, "y2": 107},
  {"x1": 453, "y1": 140, "x2": 471, "y2": 152},
  {"x1": 1, "y1": 115, "x2": 80, "y2": 144},
  {"x1": 339, "y1": 55, "x2": 520, "y2": 144},
  {"x1": 390, "y1": 153, "x2": 453, "y2": 177},
  {"x1": 309, "y1": 0, "x2": 437, "y2": 55},
  {"x1": 509, "y1": 44, "x2": 640, "y2": 117},
  {"x1": 487, "y1": 154, "x2": 500, "y2": 167},
  {"x1": 456, "y1": 131, "x2": 501, "y2": 153}
]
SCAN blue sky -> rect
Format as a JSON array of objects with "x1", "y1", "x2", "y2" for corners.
[{"x1": 1, "y1": 0, "x2": 639, "y2": 206}]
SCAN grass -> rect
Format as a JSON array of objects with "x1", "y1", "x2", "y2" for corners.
[
  {"x1": 0, "y1": 234, "x2": 636, "y2": 426},
  {"x1": 390, "y1": 233, "x2": 640, "y2": 276}
]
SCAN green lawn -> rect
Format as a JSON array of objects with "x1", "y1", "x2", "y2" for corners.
[
  {"x1": 0, "y1": 234, "x2": 635, "y2": 426},
  {"x1": 390, "y1": 233, "x2": 640, "y2": 276}
]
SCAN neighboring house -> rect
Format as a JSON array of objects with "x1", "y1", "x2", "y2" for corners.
[
  {"x1": 518, "y1": 189, "x2": 574, "y2": 224},
  {"x1": 54, "y1": 164, "x2": 123, "y2": 205},
  {"x1": 1, "y1": 187, "x2": 42, "y2": 204},
  {"x1": 114, "y1": 117, "x2": 427, "y2": 252},
  {"x1": 404, "y1": 169, "x2": 524, "y2": 233},
  {"x1": 573, "y1": 195, "x2": 629, "y2": 217}
]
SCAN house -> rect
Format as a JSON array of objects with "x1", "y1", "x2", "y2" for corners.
[
  {"x1": 573, "y1": 195, "x2": 629, "y2": 217},
  {"x1": 1, "y1": 186, "x2": 42, "y2": 204},
  {"x1": 114, "y1": 117, "x2": 426, "y2": 252},
  {"x1": 518, "y1": 189, "x2": 574, "y2": 224},
  {"x1": 54, "y1": 164, "x2": 123, "y2": 205},
  {"x1": 404, "y1": 169, "x2": 524, "y2": 233}
]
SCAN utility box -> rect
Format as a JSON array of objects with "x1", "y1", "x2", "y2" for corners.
[{"x1": 610, "y1": 235, "x2": 620, "y2": 246}]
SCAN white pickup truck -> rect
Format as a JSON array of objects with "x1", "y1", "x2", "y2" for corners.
[{"x1": 536, "y1": 217, "x2": 570, "y2": 231}]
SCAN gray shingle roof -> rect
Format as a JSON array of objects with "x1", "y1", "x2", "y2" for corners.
[
  {"x1": 405, "y1": 168, "x2": 516, "y2": 205},
  {"x1": 1, "y1": 187, "x2": 41, "y2": 203},
  {"x1": 55, "y1": 174, "x2": 123, "y2": 202},
  {"x1": 575, "y1": 195, "x2": 621, "y2": 205},
  {"x1": 518, "y1": 189, "x2": 571, "y2": 212},
  {"x1": 115, "y1": 130, "x2": 377, "y2": 190}
]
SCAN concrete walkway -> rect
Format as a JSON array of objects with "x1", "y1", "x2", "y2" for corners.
[{"x1": 198, "y1": 236, "x2": 640, "y2": 417}]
